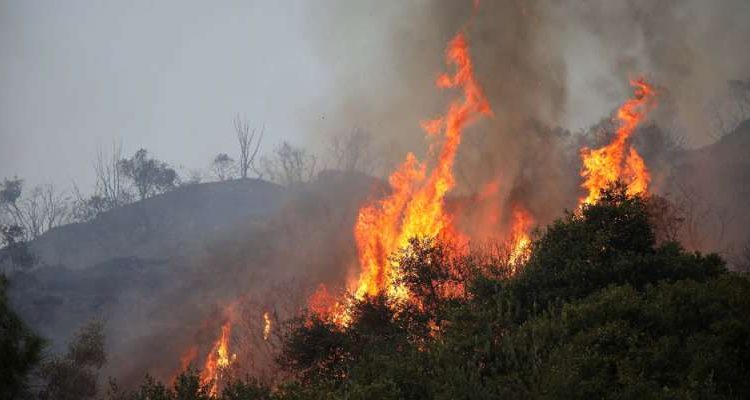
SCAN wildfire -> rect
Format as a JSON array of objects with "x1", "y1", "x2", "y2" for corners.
[
  {"x1": 580, "y1": 78, "x2": 657, "y2": 205},
  {"x1": 350, "y1": 32, "x2": 492, "y2": 304},
  {"x1": 308, "y1": 283, "x2": 351, "y2": 325},
  {"x1": 201, "y1": 321, "x2": 236, "y2": 396},
  {"x1": 508, "y1": 205, "x2": 533, "y2": 267},
  {"x1": 263, "y1": 312, "x2": 271, "y2": 341}
]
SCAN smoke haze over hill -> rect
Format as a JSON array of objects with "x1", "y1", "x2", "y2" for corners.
[{"x1": 1, "y1": 1, "x2": 750, "y2": 396}]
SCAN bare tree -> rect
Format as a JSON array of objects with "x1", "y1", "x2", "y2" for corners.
[
  {"x1": 93, "y1": 141, "x2": 129, "y2": 207},
  {"x1": 647, "y1": 195, "x2": 684, "y2": 244},
  {"x1": 21, "y1": 185, "x2": 72, "y2": 238},
  {"x1": 1, "y1": 179, "x2": 72, "y2": 240},
  {"x1": 65, "y1": 142, "x2": 132, "y2": 222},
  {"x1": 212, "y1": 153, "x2": 236, "y2": 181},
  {"x1": 328, "y1": 128, "x2": 376, "y2": 173},
  {"x1": 234, "y1": 115, "x2": 264, "y2": 179},
  {"x1": 261, "y1": 142, "x2": 318, "y2": 186},
  {"x1": 674, "y1": 184, "x2": 731, "y2": 254},
  {"x1": 38, "y1": 185, "x2": 72, "y2": 233}
]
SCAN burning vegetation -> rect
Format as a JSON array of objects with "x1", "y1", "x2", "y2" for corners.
[
  {"x1": 350, "y1": 31, "x2": 491, "y2": 306},
  {"x1": 3, "y1": 1, "x2": 750, "y2": 400},
  {"x1": 142, "y1": 10, "x2": 746, "y2": 398},
  {"x1": 580, "y1": 78, "x2": 657, "y2": 206}
]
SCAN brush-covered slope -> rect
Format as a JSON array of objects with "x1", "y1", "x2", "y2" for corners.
[{"x1": 8, "y1": 171, "x2": 383, "y2": 381}]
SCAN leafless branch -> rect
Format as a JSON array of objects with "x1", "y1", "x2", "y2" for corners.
[{"x1": 234, "y1": 115, "x2": 265, "y2": 179}]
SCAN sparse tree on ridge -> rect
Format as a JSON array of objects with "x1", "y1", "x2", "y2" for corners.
[
  {"x1": 1, "y1": 178, "x2": 72, "y2": 240},
  {"x1": 93, "y1": 141, "x2": 129, "y2": 208},
  {"x1": 261, "y1": 141, "x2": 318, "y2": 186},
  {"x1": 329, "y1": 128, "x2": 376, "y2": 173},
  {"x1": 119, "y1": 149, "x2": 177, "y2": 201},
  {"x1": 69, "y1": 142, "x2": 132, "y2": 221},
  {"x1": 234, "y1": 115, "x2": 264, "y2": 179},
  {"x1": 212, "y1": 153, "x2": 236, "y2": 181}
]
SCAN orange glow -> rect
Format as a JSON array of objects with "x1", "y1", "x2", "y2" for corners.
[
  {"x1": 580, "y1": 78, "x2": 656, "y2": 205},
  {"x1": 508, "y1": 205, "x2": 533, "y2": 268},
  {"x1": 201, "y1": 321, "x2": 236, "y2": 396},
  {"x1": 263, "y1": 312, "x2": 271, "y2": 341},
  {"x1": 308, "y1": 283, "x2": 350, "y2": 325},
  {"x1": 350, "y1": 32, "x2": 491, "y2": 305},
  {"x1": 178, "y1": 345, "x2": 198, "y2": 372}
]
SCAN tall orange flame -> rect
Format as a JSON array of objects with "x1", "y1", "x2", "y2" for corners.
[
  {"x1": 580, "y1": 78, "x2": 656, "y2": 205},
  {"x1": 351, "y1": 32, "x2": 492, "y2": 302},
  {"x1": 201, "y1": 321, "x2": 235, "y2": 396}
]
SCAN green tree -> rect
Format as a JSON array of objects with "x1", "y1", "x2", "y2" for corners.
[
  {"x1": 509, "y1": 183, "x2": 724, "y2": 320},
  {"x1": 0, "y1": 224, "x2": 35, "y2": 270},
  {"x1": 120, "y1": 149, "x2": 177, "y2": 200},
  {"x1": 39, "y1": 321, "x2": 106, "y2": 400},
  {"x1": 505, "y1": 276, "x2": 750, "y2": 399},
  {"x1": 221, "y1": 378, "x2": 272, "y2": 400},
  {"x1": 0, "y1": 275, "x2": 44, "y2": 399}
]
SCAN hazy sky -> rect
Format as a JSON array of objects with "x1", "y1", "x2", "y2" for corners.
[
  {"x1": 3, "y1": 1, "x2": 747, "y2": 190},
  {"x1": 0, "y1": 0, "x2": 333, "y2": 187}
]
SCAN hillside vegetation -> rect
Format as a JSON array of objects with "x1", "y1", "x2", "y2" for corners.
[{"x1": 70, "y1": 184, "x2": 750, "y2": 400}]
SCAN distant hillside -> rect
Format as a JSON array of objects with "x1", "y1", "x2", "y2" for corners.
[
  {"x1": 666, "y1": 119, "x2": 750, "y2": 256},
  {"x1": 29, "y1": 178, "x2": 285, "y2": 270},
  {"x1": 5, "y1": 121, "x2": 749, "y2": 382},
  {"x1": 7, "y1": 170, "x2": 384, "y2": 381}
]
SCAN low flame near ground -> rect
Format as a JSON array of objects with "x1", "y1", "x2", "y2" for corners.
[{"x1": 263, "y1": 311, "x2": 271, "y2": 341}]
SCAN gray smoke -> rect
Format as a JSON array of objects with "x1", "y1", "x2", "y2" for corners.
[{"x1": 301, "y1": 0, "x2": 750, "y2": 233}]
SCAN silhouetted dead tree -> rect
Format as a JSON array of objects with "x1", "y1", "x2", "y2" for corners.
[
  {"x1": 675, "y1": 184, "x2": 730, "y2": 254},
  {"x1": 93, "y1": 141, "x2": 130, "y2": 208},
  {"x1": 0, "y1": 179, "x2": 72, "y2": 240},
  {"x1": 261, "y1": 142, "x2": 318, "y2": 186},
  {"x1": 234, "y1": 115, "x2": 264, "y2": 179},
  {"x1": 647, "y1": 195, "x2": 684, "y2": 244},
  {"x1": 328, "y1": 128, "x2": 376, "y2": 173}
]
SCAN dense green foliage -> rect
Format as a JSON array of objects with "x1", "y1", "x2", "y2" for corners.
[
  {"x1": 38, "y1": 321, "x2": 107, "y2": 400},
  {"x1": 120, "y1": 149, "x2": 178, "y2": 201},
  {"x1": 0, "y1": 274, "x2": 44, "y2": 399},
  {"x1": 271, "y1": 185, "x2": 750, "y2": 399}
]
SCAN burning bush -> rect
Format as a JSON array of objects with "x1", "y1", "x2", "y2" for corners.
[{"x1": 266, "y1": 184, "x2": 749, "y2": 399}]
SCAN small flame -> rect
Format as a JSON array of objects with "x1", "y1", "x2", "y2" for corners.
[
  {"x1": 263, "y1": 312, "x2": 271, "y2": 341},
  {"x1": 509, "y1": 205, "x2": 533, "y2": 268},
  {"x1": 580, "y1": 78, "x2": 656, "y2": 205}
]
